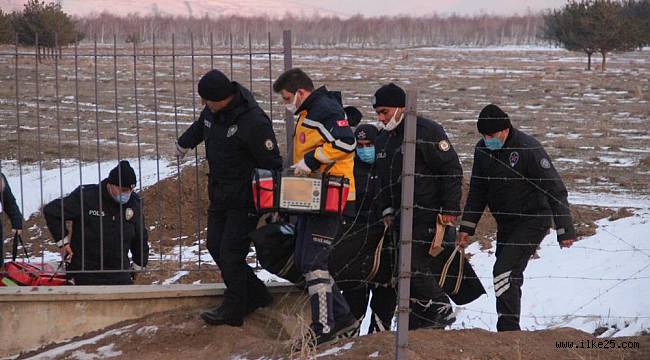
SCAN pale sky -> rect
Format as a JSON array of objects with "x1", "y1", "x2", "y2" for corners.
[
  {"x1": 290, "y1": 0, "x2": 568, "y2": 16},
  {"x1": 0, "y1": 0, "x2": 570, "y2": 17}
]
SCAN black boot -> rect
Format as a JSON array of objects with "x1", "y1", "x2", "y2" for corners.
[
  {"x1": 200, "y1": 306, "x2": 244, "y2": 327},
  {"x1": 246, "y1": 291, "x2": 273, "y2": 315},
  {"x1": 429, "y1": 304, "x2": 456, "y2": 329},
  {"x1": 332, "y1": 313, "x2": 359, "y2": 339}
]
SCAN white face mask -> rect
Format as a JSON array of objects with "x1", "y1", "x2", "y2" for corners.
[
  {"x1": 285, "y1": 92, "x2": 299, "y2": 113},
  {"x1": 384, "y1": 108, "x2": 404, "y2": 131}
]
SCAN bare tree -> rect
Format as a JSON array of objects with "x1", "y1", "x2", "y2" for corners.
[{"x1": 75, "y1": 12, "x2": 547, "y2": 47}]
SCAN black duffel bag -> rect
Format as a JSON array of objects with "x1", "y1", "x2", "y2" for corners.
[
  {"x1": 430, "y1": 246, "x2": 486, "y2": 305},
  {"x1": 247, "y1": 221, "x2": 304, "y2": 284},
  {"x1": 330, "y1": 220, "x2": 394, "y2": 291}
]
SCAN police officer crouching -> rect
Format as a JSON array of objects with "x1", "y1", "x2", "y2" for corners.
[
  {"x1": 176, "y1": 69, "x2": 283, "y2": 326},
  {"x1": 43, "y1": 161, "x2": 149, "y2": 285},
  {"x1": 457, "y1": 104, "x2": 576, "y2": 331}
]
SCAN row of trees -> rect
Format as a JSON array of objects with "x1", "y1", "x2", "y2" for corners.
[
  {"x1": 0, "y1": 0, "x2": 82, "y2": 57},
  {"x1": 76, "y1": 12, "x2": 544, "y2": 47},
  {"x1": 1, "y1": 0, "x2": 648, "y2": 67},
  {"x1": 543, "y1": 0, "x2": 650, "y2": 71}
]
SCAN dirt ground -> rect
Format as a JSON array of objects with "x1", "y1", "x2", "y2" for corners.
[
  {"x1": 15, "y1": 304, "x2": 650, "y2": 360},
  {"x1": 0, "y1": 44, "x2": 648, "y2": 192}
]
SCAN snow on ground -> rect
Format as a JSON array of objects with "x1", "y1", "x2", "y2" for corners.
[
  {"x1": 453, "y1": 206, "x2": 650, "y2": 337},
  {"x1": 22, "y1": 324, "x2": 135, "y2": 360},
  {"x1": 162, "y1": 271, "x2": 190, "y2": 285},
  {"x1": 569, "y1": 193, "x2": 650, "y2": 209},
  {"x1": 316, "y1": 341, "x2": 354, "y2": 358},
  {"x1": 70, "y1": 343, "x2": 122, "y2": 360},
  {"x1": 411, "y1": 45, "x2": 568, "y2": 52},
  {"x1": 1, "y1": 158, "x2": 179, "y2": 219}
]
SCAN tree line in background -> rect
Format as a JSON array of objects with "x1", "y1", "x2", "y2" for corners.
[
  {"x1": 0, "y1": 0, "x2": 82, "y2": 57},
  {"x1": 543, "y1": 0, "x2": 649, "y2": 70},
  {"x1": 0, "y1": 0, "x2": 648, "y2": 69},
  {"x1": 75, "y1": 12, "x2": 544, "y2": 48}
]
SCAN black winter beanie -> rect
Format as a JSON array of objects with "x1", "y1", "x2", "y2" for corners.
[
  {"x1": 107, "y1": 160, "x2": 137, "y2": 188},
  {"x1": 477, "y1": 104, "x2": 512, "y2": 134},
  {"x1": 372, "y1": 83, "x2": 406, "y2": 108},
  {"x1": 198, "y1": 69, "x2": 234, "y2": 101}
]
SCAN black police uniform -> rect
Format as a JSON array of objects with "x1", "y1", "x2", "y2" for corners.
[
  {"x1": 177, "y1": 82, "x2": 283, "y2": 319},
  {"x1": 43, "y1": 179, "x2": 149, "y2": 285},
  {"x1": 375, "y1": 116, "x2": 463, "y2": 329},
  {"x1": 1, "y1": 173, "x2": 23, "y2": 264},
  {"x1": 341, "y1": 155, "x2": 397, "y2": 333},
  {"x1": 353, "y1": 156, "x2": 379, "y2": 223},
  {"x1": 459, "y1": 127, "x2": 576, "y2": 331}
]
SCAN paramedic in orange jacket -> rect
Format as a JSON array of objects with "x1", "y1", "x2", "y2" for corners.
[{"x1": 273, "y1": 68, "x2": 357, "y2": 347}]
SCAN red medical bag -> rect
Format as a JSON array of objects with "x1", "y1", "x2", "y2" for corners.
[
  {"x1": 252, "y1": 169, "x2": 350, "y2": 215},
  {"x1": 0, "y1": 234, "x2": 69, "y2": 286}
]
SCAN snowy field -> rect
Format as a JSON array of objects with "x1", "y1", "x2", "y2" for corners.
[
  {"x1": 1, "y1": 158, "x2": 178, "y2": 219},
  {"x1": 454, "y1": 205, "x2": 650, "y2": 337}
]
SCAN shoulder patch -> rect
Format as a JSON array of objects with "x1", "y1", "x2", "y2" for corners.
[
  {"x1": 125, "y1": 208, "x2": 134, "y2": 221},
  {"x1": 438, "y1": 140, "x2": 450, "y2": 152},
  {"x1": 264, "y1": 139, "x2": 274, "y2": 151},
  {"x1": 540, "y1": 158, "x2": 551, "y2": 169},
  {"x1": 336, "y1": 119, "x2": 349, "y2": 127},
  {"x1": 509, "y1": 151, "x2": 520, "y2": 167}
]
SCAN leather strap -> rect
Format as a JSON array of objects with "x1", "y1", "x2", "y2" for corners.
[{"x1": 438, "y1": 245, "x2": 464, "y2": 295}]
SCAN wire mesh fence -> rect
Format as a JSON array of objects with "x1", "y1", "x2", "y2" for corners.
[
  {"x1": 1, "y1": 30, "x2": 648, "y2": 359},
  {"x1": 0, "y1": 30, "x2": 293, "y2": 278}
]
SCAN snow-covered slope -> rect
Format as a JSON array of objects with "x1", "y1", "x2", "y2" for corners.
[{"x1": 454, "y1": 205, "x2": 650, "y2": 337}]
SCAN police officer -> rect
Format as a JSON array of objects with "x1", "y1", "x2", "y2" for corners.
[
  {"x1": 177, "y1": 69, "x2": 283, "y2": 326},
  {"x1": 352, "y1": 123, "x2": 380, "y2": 223},
  {"x1": 342, "y1": 123, "x2": 397, "y2": 334},
  {"x1": 0, "y1": 172, "x2": 23, "y2": 265},
  {"x1": 373, "y1": 83, "x2": 463, "y2": 329},
  {"x1": 273, "y1": 68, "x2": 357, "y2": 346},
  {"x1": 457, "y1": 104, "x2": 576, "y2": 331},
  {"x1": 43, "y1": 161, "x2": 149, "y2": 285}
]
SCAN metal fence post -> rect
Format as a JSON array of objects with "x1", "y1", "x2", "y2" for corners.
[
  {"x1": 395, "y1": 88, "x2": 418, "y2": 360},
  {"x1": 282, "y1": 30, "x2": 293, "y2": 166}
]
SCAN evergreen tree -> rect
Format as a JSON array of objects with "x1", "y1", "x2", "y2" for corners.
[
  {"x1": 10, "y1": 0, "x2": 83, "y2": 57},
  {"x1": 543, "y1": 0, "x2": 645, "y2": 71}
]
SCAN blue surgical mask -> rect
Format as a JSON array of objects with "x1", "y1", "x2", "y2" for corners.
[
  {"x1": 356, "y1": 146, "x2": 376, "y2": 164},
  {"x1": 483, "y1": 137, "x2": 504, "y2": 151},
  {"x1": 113, "y1": 192, "x2": 132, "y2": 204}
]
